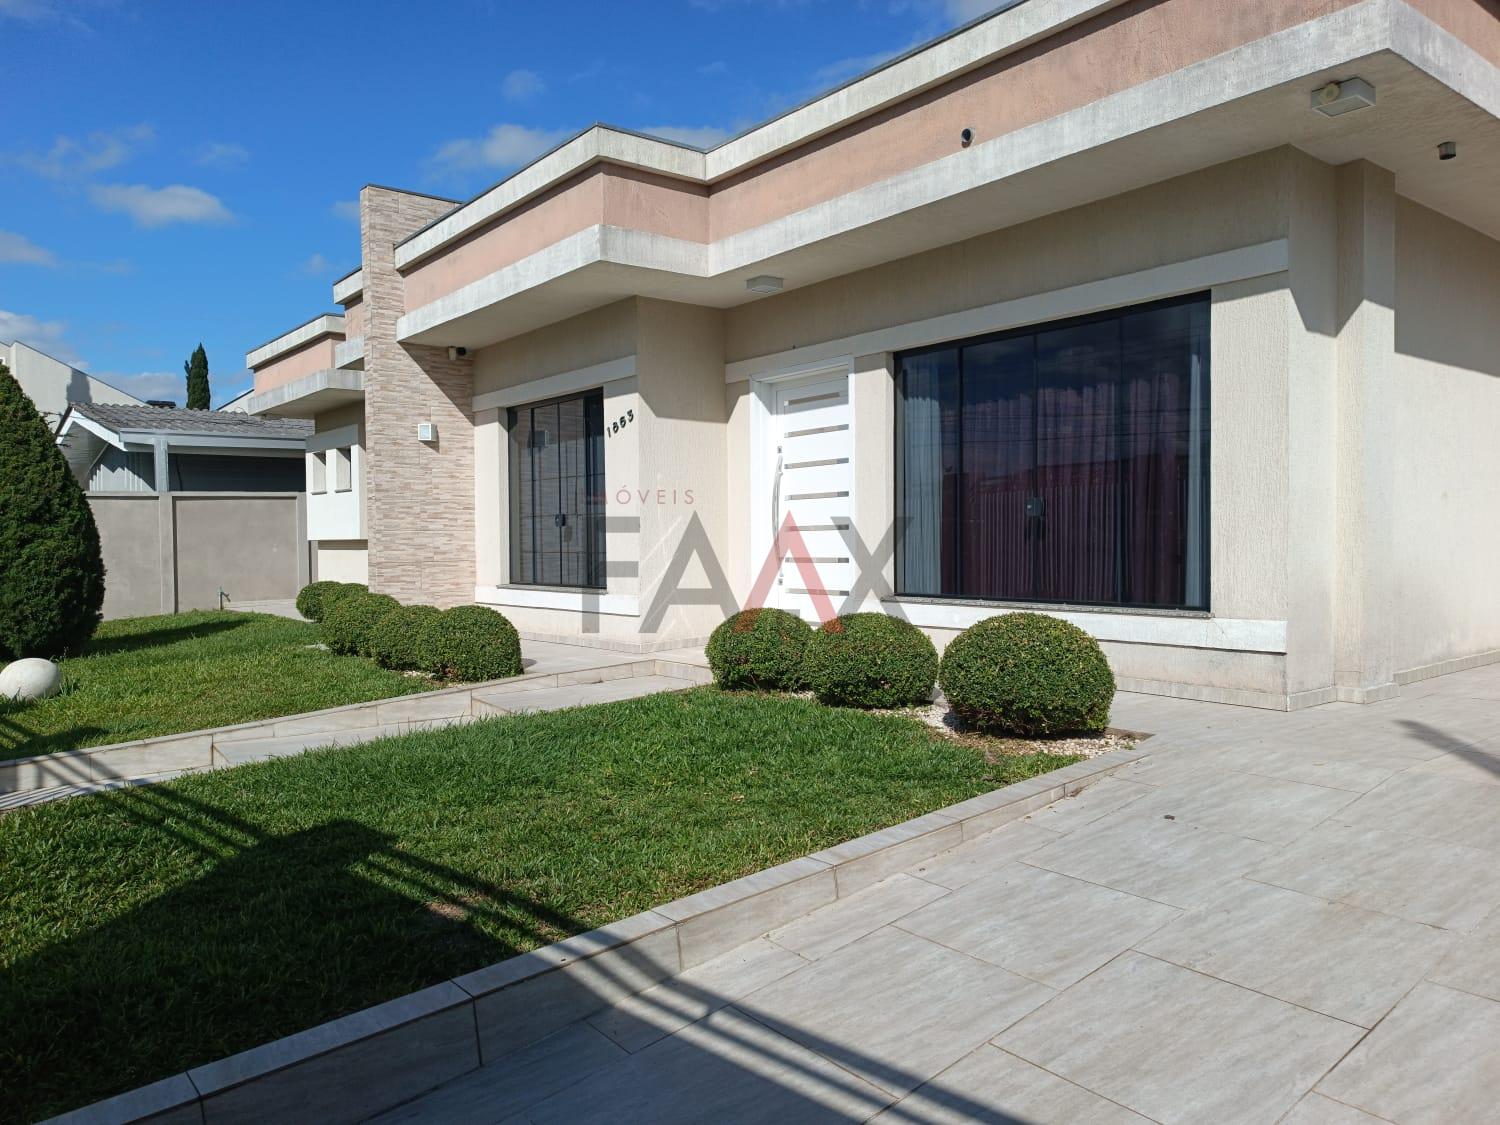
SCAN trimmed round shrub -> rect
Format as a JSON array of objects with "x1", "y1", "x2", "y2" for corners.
[
  {"x1": 938, "y1": 612, "x2": 1114, "y2": 736},
  {"x1": 295, "y1": 580, "x2": 357, "y2": 623},
  {"x1": 0, "y1": 360, "x2": 105, "y2": 660},
  {"x1": 423, "y1": 604, "x2": 522, "y2": 682},
  {"x1": 367, "y1": 604, "x2": 442, "y2": 671},
  {"x1": 321, "y1": 591, "x2": 399, "y2": 657},
  {"x1": 803, "y1": 612, "x2": 938, "y2": 709},
  {"x1": 706, "y1": 608, "x2": 812, "y2": 691}
]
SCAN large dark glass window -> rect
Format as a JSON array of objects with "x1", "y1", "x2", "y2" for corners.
[
  {"x1": 896, "y1": 293, "x2": 1209, "y2": 610},
  {"x1": 509, "y1": 389, "x2": 606, "y2": 588}
]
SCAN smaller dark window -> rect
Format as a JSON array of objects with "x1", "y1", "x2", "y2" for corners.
[{"x1": 509, "y1": 389, "x2": 606, "y2": 589}]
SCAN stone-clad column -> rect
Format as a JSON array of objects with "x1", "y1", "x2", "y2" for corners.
[
  {"x1": 360, "y1": 185, "x2": 477, "y2": 606},
  {"x1": 1333, "y1": 160, "x2": 1397, "y2": 703}
]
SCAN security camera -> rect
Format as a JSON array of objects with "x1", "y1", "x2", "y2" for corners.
[{"x1": 447, "y1": 346, "x2": 468, "y2": 361}]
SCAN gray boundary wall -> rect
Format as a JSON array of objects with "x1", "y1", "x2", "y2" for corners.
[{"x1": 88, "y1": 492, "x2": 309, "y2": 619}]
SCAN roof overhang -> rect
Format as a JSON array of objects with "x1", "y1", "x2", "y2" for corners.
[
  {"x1": 54, "y1": 408, "x2": 310, "y2": 481},
  {"x1": 393, "y1": 0, "x2": 1131, "y2": 270},
  {"x1": 332, "y1": 269, "x2": 363, "y2": 304},
  {"x1": 398, "y1": 1, "x2": 1500, "y2": 350},
  {"x1": 245, "y1": 313, "x2": 346, "y2": 370},
  {"x1": 245, "y1": 369, "x2": 365, "y2": 419}
]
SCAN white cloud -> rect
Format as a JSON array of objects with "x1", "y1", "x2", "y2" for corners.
[
  {"x1": 0, "y1": 231, "x2": 58, "y2": 266},
  {"x1": 639, "y1": 124, "x2": 734, "y2": 149},
  {"x1": 89, "y1": 183, "x2": 234, "y2": 228},
  {"x1": 812, "y1": 47, "x2": 903, "y2": 86},
  {"x1": 331, "y1": 199, "x2": 361, "y2": 223},
  {"x1": 944, "y1": 0, "x2": 1000, "y2": 21},
  {"x1": 426, "y1": 124, "x2": 572, "y2": 178},
  {"x1": 0, "y1": 309, "x2": 84, "y2": 366},
  {"x1": 195, "y1": 141, "x2": 250, "y2": 170},
  {"x1": 98, "y1": 371, "x2": 182, "y2": 404},
  {"x1": 300, "y1": 252, "x2": 334, "y2": 276},
  {"x1": 0, "y1": 0, "x2": 62, "y2": 20},
  {"x1": 17, "y1": 123, "x2": 154, "y2": 180},
  {"x1": 502, "y1": 69, "x2": 545, "y2": 101}
]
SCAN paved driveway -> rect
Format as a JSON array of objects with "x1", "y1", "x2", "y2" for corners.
[{"x1": 377, "y1": 666, "x2": 1500, "y2": 1124}]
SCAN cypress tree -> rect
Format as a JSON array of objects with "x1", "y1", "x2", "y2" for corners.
[
  {"x1": 184, "y1": 343, "x2": 210, "y2": 409},
  {"x1": 0, "y1": 361, "x2": 106, "y2": 659}
]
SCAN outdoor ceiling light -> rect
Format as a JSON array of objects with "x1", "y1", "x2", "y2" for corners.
[
  {"x1": 1311, "y1": 78, "x2": 1376, "y2": 116},
  {"x1": 1439, "y1": 141, "x2": 1458, "y2": 161},
  {"x1": 746, "y1": 275, "x2": 784, "y2": 295}
]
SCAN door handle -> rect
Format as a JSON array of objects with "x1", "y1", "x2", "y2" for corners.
[{"x1": 554, "y1": 512, "x2": 568, "y2": 528}]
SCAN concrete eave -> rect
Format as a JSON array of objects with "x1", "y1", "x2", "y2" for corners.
[
  {"x1": 332, "y1": 269, "x2": 363, "y2": 304},
  {"x1": 246, "y1": 369, "x2": 365, "y2": 419},
  {"x1": 391, "y1": 0, "x2": 1132, "y2": 270},
  {"x1": 397, "y1": 4, "x2": 1500, "y2": 351},
  {"x1": 245, "y1": 314, "x2": 347, "y2": 370},
  {"x1": 333, "y1": 336, "x2": 366, "y2": 371}
]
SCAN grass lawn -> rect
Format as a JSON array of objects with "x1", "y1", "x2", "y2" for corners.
[
  {"x1": 0, "y1": 610, "x2": 435, "y2": 761},
  {"x1": 0, "y1": 688, "x2": 1077, "y2": 1122}
]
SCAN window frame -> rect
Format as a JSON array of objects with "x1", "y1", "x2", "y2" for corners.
[
  {"x1": 507, "y1": 387, "x2": 607, "y2": 591},
  {"x1": 893, "y1": 291, "x2": 1211, "y2": 613},
  {"x1": 332, "y1": 446, "x2": 353, "y2": 493}
]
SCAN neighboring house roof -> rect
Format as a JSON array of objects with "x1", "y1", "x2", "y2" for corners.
[
  {"x1": 65, "y1": 401, "x2": 313, "y2": 441},
  {"x1": 55, "y1": 402, "x2": 312, "y2": 485}
]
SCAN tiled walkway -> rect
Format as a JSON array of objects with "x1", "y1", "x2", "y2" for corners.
[{"x1": 376, "y1": 663, "x2": 1500, "y2": 1124}]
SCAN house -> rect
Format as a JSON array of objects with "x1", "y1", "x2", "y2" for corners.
[
  {"x1": 55, "y1": 403, "x2": 313, "y2": 618},
  {"x1": 216, "y1": 388, "x2": 255, "y2": 413},
  {"x1": 56, "y1": 402, "x2": 310, "y2": 492},
  {"x1": 1, "y1": 338, "x2": 143, "y2": 431},
  {"x1": 245, "y1": 0, "x2": 1500, "y2": 710}
]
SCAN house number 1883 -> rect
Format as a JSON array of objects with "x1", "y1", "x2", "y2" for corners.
[{"x1": 609, "y1": 409, "x2": 635, "y2": 437}]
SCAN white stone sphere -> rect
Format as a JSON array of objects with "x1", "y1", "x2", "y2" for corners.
[{"x1": 0, "y1": 658, "x2": 62, "y2": 702}]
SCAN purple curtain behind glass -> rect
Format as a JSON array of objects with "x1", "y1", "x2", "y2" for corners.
[{"x1": 896, "y1": 294, "x2": 1209, "y2": 609}]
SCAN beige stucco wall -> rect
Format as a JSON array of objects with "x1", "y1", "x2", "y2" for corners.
[
  {"x1": 1391, "y1": 197, "x2": 1500, "y2": 676},
  {"x1": 252, "y1": 335, "x2": 341, "y2": 395},
  {"x1": 725, "y1": 150, "x2": 1295, "y2": 364},
  {"x1": 315, "y1": 402, "x2": 365, "y2": 433},
  {"x1": 722, "y1": 149, "x2": 1313, "y2": 704},
  {"x1": 343, "y1": 296, "x2": 365, "y2": 340},
  {"x1": 472, "y1": 299, "x2": 638, "y2": 399},
  {"x1": 470, "y1": 297, "x2": 730, "y2": 646},
  {"x1": 316, "y1": 543, "x2": 369, "y2": 585}
]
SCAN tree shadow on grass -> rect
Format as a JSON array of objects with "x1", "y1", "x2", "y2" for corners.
[
  {"x1": 84, "y1": 615, "x2": 254, "y2": 658},
  {"x1": 0, "y1": 782, "x2": 583, "y2": 1123},
  {"x1": 0, "y1": 705, "x2": 108, "y2": 759},
  {"x1": 7, "y1": 780, "x2": 1033, "y2": 1124}
]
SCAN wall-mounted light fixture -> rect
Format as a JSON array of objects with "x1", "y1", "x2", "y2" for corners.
[
  {"x1": 417, "y1": 422, "x2": 437, "y2": 443},
  {"x1": 1438, "y1": 141, "x2": 1458, "y2": 161},
  {"x1": 446, "y1": 346, "x2": 468, "y2": 361},
  {"x1": 1310, "y1": 78, "x2": 1376, "y2": 116},
  {"x1": 746, "y1": 275, "x2": 784, "y2": 295}
]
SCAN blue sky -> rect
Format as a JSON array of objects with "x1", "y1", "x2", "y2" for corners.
[{"x1": 0, "y1": 0, "x2": 986, "y2": 406}]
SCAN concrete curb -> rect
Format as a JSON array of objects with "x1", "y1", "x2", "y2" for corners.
[
  {"x1": 1, "y1": 658, "x2": 712, "y2": 805},
  {"x1": 42, "y1": 742, "x2": 1149, "y2": 1125}
]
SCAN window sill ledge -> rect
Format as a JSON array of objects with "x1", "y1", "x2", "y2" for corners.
[
  {"x1": 475, "y1": 584, "x2": 639, "y2": 617},
  {"x1": 881, "y1": 598, "x2": 1284, "y2": 654},
  {"x1": 883, "y1": 596, "x2": 1209, "y2": 620}
]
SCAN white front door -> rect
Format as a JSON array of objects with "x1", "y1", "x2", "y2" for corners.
[{"x1": 771, "y1": 374, "x2": 853, "y2": 619}]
